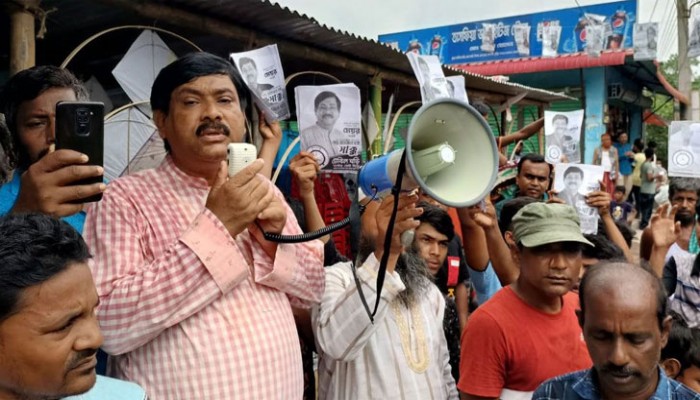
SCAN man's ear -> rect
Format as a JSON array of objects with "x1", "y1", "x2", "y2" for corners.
[
  {"x1": 662, "y1": 358, "x2": 682, "y2": 379},
  {"x1": 660, "y1": 315, "x2": 673, "y2": 349},
  {"x1": 153, "y1": 110, "x2": 167, "y2": 139},
  {"x1": 505, "y1": 232, "x2": 520, "y2": 263}
]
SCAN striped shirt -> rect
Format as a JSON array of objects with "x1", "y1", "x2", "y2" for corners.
[
  {"x1": 313, "y1": 255, "x2": 458, "y2": 400},
  {"x1": 84, "y1": 156, "x2": 324, "y2": 399}
]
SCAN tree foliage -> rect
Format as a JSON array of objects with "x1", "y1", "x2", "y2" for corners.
[{"x1": 646, "y1": 54, "x2": 700, "y2": 166}]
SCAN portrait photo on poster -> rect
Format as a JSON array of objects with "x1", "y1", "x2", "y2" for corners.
[
  {"x1": 295, "y1": 83, "x2": 362, "y2": 173},
  {"x1": 514, "y1": 23, "x2": 531, "y2": 57},
  {"x1": 668, "y1": 121, "x2": 700, "y2": 178},
  {"x1": 230, "y1": 44, "x2": 290, "y2": 121},
  {"x1": 542, "y1": 24, "x2": 562, "y2": 58},
  {"x1": 481, "y1": 23, "x2": 496, "y2": 54},
  {"x1": 544, "y1": 109, "x2": 584, "y2": 164},
  {"x1": 553, "y1": 163, "x2": 605, "y2": 234},
  {"x1": 445, "y1": 76, "x2": 469, "y2": 103},
  {"x1": 633, "y1": 22, "x2": 658, "y2": 61},
  {"x1": 407, "y1": 53, "x2": 450, "y2": 103}
]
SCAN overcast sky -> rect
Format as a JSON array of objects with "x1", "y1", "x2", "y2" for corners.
[{"x1": 272, "y1": 0, "x2": 679, "y2": 60}]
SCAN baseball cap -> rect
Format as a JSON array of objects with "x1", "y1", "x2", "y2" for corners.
[{"x1": 511, "y1": 202, "x2": 593, "y2": 248}]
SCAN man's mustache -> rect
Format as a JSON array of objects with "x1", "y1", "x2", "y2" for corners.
[
  {"x1": 601, "y1": 364, "x2": 640, "y2": 378},
  {"x1": 196, "y1": 121, "x2": 230, "y2": 137},
  {"x1": 66, "y1": 349, "x2": 98, "y2": 370}
]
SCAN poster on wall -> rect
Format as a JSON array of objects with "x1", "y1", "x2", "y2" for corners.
[
  {"x1": 544, "y1": 109, "x2": 584, "y2": 164},
  {"x1": 295, "y1": 84, "x2": 362, "y2": 173},
  {"x1": 230, "y1": 44, "x2": 290, "y2": 121},
  {"x1": 542, "y1": 25, "x2": 562, "y2": 57},
  {"x1": 379, "y1": 0, "x2": 636, "y2": 65},
  {"x1": 668, "y1": 121, "x2": 700, "y2": 178},
  {"x1": 553, "y1": 163, "x2": 605, "y2": 234},
  {"x1": 633, "y1": 22, "x2": 658, "y2": 61}
]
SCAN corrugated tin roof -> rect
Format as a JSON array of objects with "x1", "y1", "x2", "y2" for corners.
[{"x1": 94, "y1": 0, "x2": 571, "y2": 103}]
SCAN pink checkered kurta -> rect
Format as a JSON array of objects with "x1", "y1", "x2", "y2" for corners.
[{"x1": 84, "y1": 157, "x2": 325, "y2": 399}]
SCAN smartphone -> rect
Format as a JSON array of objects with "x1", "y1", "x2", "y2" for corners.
[
  {"x1": 55, "y1": 101, "x2": 104, "y2": 203},
  {"x1": 227, "y1": 143, "x2": 257, "y2": 177}
]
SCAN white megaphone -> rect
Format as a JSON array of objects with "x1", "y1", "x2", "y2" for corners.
[{"x1": 359, "y1": 98, "x2": 498, "y2": 208}]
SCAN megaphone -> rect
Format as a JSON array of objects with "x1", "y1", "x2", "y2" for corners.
[{"x1": 359, "y1": 98, "x2": 498, "y2": 207}]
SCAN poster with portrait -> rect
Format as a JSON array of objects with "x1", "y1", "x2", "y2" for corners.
[
  {"x1": 513, "y1": 23, "x2": 531, "y2": 57},
  {"x1": 690, "y1": 6, "x2": 700, "y2": 58},
  {"x1": 668, "y1": 121, "x2": 700, "y2": 178},
  {"x1": 544, "y1": 109, "x2": 584, "y2": 164},
  {"x1": 585, "y1": 24, "x2": 605, "y2": 57},
  {"x1": 553, "y1": 163, "x2": 605, "y2": 234},
  {"x1": 634, "y1": 22, "x2": 658, "y2": 61},
  {"x1": 295, "y1": 83, "x2": 362, "y2": 173},
  {"x1": 230, "y1": 44, "x2": 290, "y2": 122},
  {"x1": 407, "y1": 53, "x2": 450, "y2": 103},
  {"x1": 446, "y1": 75, "x2": 469, "y2": 103},
  {"x1": 542, "y1": 25, "x2": 562, "y2": 58},
  {"x1": 481, "y1": 23, "x2": 497, "y2": 54}
]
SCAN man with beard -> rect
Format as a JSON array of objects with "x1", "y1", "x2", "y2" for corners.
[
  {"x1": 458, "y1": 203, "x2": 592, "y2": 400},
  {"x1": 0, "y1": 66, "x2": 106, "y2": 232},
  {"x1": 238, "y1": 57, "x2": 273, "y2": 97},
  {"x1": 301, "y1": 91, "x2": 344, "y2": 168},
  {"x1": 313, "y1": 194, "x2": 458, "y2": 400},
  {"x1": 0, "y1": 213, "x2": 145, "y2": 399},
  {"x1": 84, "y1": 52, "x2": 324, "y2": 399},
  {"x1": 641, "y1": 178, "x2": 700, "y2": 263},
  {"x1": 533, "y1": 262, "x2": 699, "y2": 400}
]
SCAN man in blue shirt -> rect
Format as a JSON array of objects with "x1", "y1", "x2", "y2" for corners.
[
  {"x1": 534, "y1": 262, "x2": 699, "y2": 400},
  {"x1": 614, "y1": 132, "x2": 635, "y2": 201},
  {"x1": 0, "y1": 214, "x2": 144, "y2": 400},
  {"x1": 0, "y1": 66, "x2": 106, "y2": 233}
]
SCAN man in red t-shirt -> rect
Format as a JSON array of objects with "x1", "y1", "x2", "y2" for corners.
[{"x1": 458, "y1": 203, "x2": 593, "y2": 400}]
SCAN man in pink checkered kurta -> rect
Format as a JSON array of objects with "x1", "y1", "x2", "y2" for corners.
[{"x1": 83, "y1": 53, "x2": 324, "y2": 399}]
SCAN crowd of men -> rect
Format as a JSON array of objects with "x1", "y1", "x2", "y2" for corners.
[{"x1": 1, "y1": 52, "x2": 700, "y2": 400}]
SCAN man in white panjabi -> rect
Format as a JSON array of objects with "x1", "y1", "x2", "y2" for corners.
[{"x1": 313, "y1": 194, "x2": 458, "y2": 400}]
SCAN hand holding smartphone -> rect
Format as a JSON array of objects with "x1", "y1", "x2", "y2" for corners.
[{"x1": 55, "y1": 101, "x2": 104, "y2": 203}]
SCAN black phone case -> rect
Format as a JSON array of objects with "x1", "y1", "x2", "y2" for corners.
[{"x1": 55, "y1": 101, "x2": 104, "y2": 203}]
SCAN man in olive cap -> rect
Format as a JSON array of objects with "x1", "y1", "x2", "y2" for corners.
[{"x1": 458, "y1": 203, "x2": 593, "y2": 400}]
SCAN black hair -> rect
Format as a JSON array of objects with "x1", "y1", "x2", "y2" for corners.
[
  {"x1": 615, "y1": 220, "x2": 634, "y2": 248},
  {"x1": 669, "y1": 177, "x2": 700, "y2": 201},
  {"x1": 564, "y1": 165, "x2": 584, "y2": 179},
  {"x1": 150, "y1": 52, "x2": 249, "y2": 153},
  {"x1": 579, "y1": 261, "x2": 668, "y2": 331},
  {"x1": 151, "y1": 52, "x2": 249, "y2": 115},
  {"x1": 644, "y1": 148, "x2": 655, "y2": 159},
  {"x1": 416, "y1": 201, "x2": 455, "y2": 242},
  {"x1": 238, "y1": 56, "x2": 257, "y2": 70},
  {"x1": 314, "y1": 91, "x2": 341, "y2": 112},
  {"x1": 661, "y1": 312, "x2": 700, "y2": 372},
  {"x1": 582, "y1": 233, "x2": 624, "y2": 261},
  {"x1": 517, "y1": 153, "x2": 552, "y2": 176},
  {"x1": 552, "y1": 114, "x2": 568, "y2": 124},
  {"x1": 498, "y1": 196, "x2": 538, "y2": 235},
  {"x1": 614, "y1": 185, "x2": 626, "y2": 194},
  {"x1": 0, "y1": 65, "x2": 88, "y2": 170},
  {"x1": 633, "y1": 138, "x2": 644, "y2": 151},
  {"x1": 648, "y1": 140, "x2": 658, "y2": 149},
  {"x1": 0, "y1": 213, "x2": 91, "y2": 322},
  {"x1": 471, "y1": 101, "x2": 490, "y2": 118}
]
